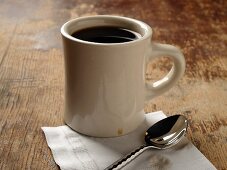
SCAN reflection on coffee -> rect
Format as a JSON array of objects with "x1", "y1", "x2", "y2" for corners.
[{"x1": 71, "y1": 26, "x2": 141, "y2": 43}]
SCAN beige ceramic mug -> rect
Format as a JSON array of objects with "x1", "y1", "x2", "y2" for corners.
[{"x1": 61, "y1": 15, "x2": 185, "y2": 137}]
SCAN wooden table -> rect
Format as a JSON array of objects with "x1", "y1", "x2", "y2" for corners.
[{"x1": 0, "y1": 0, "x2": 226, "y2": 169}]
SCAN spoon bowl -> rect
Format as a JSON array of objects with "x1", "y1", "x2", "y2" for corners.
[
  {"x1": 105, "y1": 114, "x2": 188, "y2": 170},
  {"x1": 145, "y1": 114, "x2": 188, "y2": 148}
]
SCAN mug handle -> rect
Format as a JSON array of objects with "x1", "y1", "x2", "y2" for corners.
[{"x1": 145, "y1": 42, "x2": 185, "y2": 100}]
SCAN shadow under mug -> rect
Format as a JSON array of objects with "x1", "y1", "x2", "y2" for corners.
[{"x1": 61, "y1": 15, "x2": 185, "y2": 137}]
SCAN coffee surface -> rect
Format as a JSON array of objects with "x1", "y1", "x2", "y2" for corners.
[{"x1": 71, "y1": 26, "x2": 141, "y2": 43}]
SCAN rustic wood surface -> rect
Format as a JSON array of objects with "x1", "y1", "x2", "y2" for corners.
[{"x1": 0, "y1": 0, "x2": 226, "y2": 169}]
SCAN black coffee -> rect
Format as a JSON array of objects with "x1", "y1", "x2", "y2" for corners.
[{"x1": 71, "y1": 26, "x2": 141, "y2": 43}]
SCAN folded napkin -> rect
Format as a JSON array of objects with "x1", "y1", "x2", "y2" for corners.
[{"x1": 42, "y1": 111, "x2": 216, "y2": 170}]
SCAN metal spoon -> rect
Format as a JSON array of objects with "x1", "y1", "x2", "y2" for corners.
[{"x1": 104, "y1": 114, "x2": 188, "y2": 170}]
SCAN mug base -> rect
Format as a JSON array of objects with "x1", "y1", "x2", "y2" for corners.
[{"x1": 64, "y1": 111, "x2": 145, "y2": 138}]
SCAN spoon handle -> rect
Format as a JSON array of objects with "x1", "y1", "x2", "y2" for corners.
[{"x1": 104, "y1": 145, "x2": 148, "y2": 170}]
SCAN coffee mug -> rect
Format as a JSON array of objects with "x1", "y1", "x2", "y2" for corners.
[{"x1": 61, "y1": 15, "x2": 185, "y2": 137}]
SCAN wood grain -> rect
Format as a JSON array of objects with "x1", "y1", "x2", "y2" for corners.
[{"x1": 0, "y1": 0, "x2": 226, "y2": 169}]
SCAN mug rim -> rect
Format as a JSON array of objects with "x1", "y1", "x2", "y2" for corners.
[{"x1": 61, "y1": 15, "x2": 152, "y2": 46}]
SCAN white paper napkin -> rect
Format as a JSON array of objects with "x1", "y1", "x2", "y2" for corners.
[{"x1": 42, "y1": 111, "x2": 217, "y2": 170}]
